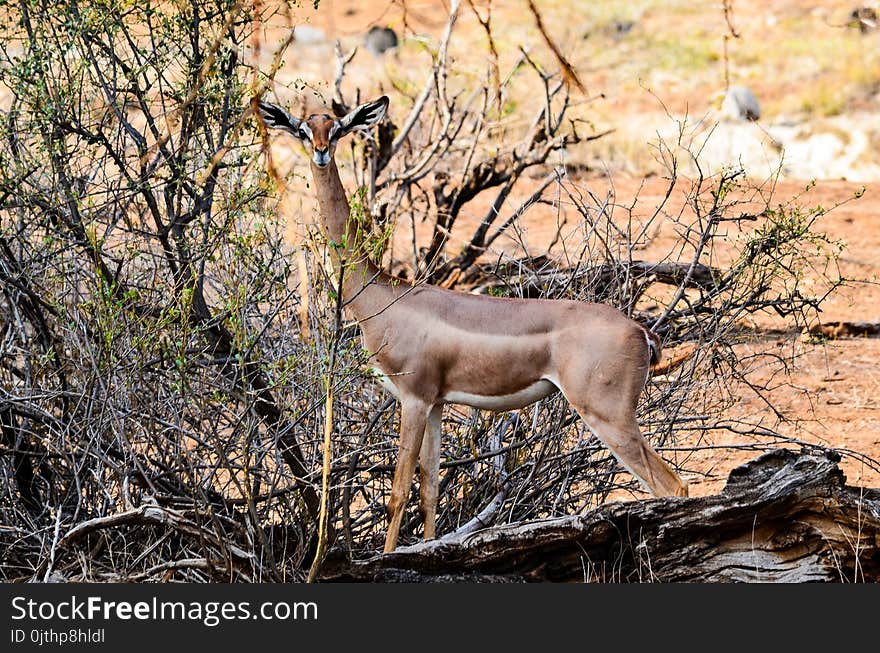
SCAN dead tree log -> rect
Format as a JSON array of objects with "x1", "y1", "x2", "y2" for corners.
[
  {"x1": 320, "y1": 450, "x2": 880, "y2": 582},
  {"x1": 809, "y1": 321, "x2": 880, "y2": 340},
  {"x1": 466, "y1": 259, "x2": 720, "y2": 299}
]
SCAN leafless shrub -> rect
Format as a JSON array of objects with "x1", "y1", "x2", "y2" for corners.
[{"x1": 0, "y1": 0, "x2": 321, "y2": 581}]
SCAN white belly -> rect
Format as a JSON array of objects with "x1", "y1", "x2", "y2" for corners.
[
  {"x1": 443, "y1": 379, "x2": 558, "y2": 411},
  {"x1": 368, "y1": 366, "x2": 558, "y2": 411}
]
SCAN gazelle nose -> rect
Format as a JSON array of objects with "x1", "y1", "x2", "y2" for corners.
[{"x1": 312, "y1": 147, "x2": 331, "y2": 167}]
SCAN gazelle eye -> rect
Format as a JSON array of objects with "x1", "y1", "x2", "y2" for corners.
[
  {"x1": 328, "y1": 123, "x2": 340, "y2": 141},
  {"x1": 297, "y1": 123, "x2": 313, "y2": 142}
]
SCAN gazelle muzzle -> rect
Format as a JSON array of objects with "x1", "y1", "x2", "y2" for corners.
[{"x1": 312, "y1": 147, "x2": 331, "y2": 168}]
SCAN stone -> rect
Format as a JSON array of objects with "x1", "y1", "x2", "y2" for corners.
[
  {"x1": 721, "y1": 85, "x2": 761, "y2": 121},
  {"x1": 364, "y1": 26, "x2": 399, "y2": 56}
]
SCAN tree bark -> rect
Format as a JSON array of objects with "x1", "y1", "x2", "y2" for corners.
[
  {"x1": 320, "y1": 449, "x2": 880, "y2": 582},
  {"x1": 466, "y1": 260, "x2": 720, "y2": 298},
  {"x1": 809, "y1": 321, "x2": 880, "y2": 340}
]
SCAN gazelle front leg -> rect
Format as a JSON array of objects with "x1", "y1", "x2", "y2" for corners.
[
  {"x1": 419, "y1": 405, "x2": 443, "y2": 540},
  {"x1": 384, "y1": 398, "x2": 429, "y2": 553}
]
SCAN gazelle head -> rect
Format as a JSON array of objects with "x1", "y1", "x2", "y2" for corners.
[{"x1": 257, "y1": 96, "x2": 389, "y2": 168}]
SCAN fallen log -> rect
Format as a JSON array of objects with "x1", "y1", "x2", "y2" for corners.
[
  {"x1": 809, "y1": 321, "x2": 880, "y2": 340},
  {"x1": 320, "y1": 449, "x2": 880, "y2": 582},
  {"x1": 465, "y1": 259, "x2": 721, "y2": 299}
]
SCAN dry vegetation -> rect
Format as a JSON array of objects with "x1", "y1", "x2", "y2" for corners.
[{"x1": 1, "y1": 0, "x2": 879, "y2": 582}]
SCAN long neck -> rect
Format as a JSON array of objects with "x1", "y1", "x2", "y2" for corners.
[{"x1": 310, "y1": 159, "x2": 386, "y2": 306}]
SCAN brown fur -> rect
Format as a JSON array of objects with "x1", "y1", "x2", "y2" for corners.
[{"x1": 266, "y1": 103, "x2": 689, "y2": 553}]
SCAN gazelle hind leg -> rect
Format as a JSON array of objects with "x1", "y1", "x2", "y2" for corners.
[
  {"x1": 554, "y1": 329, "x2": 687, "y2": 498},
  {"x1": 576, "y1": 410, "x2": 687, "y2": 498},
  {"x1": 384, "y1": 399, "x2": 429, "y2": 553},
  {"x1": 418, "y1": 405, "x2": 443, "y2": 540}
]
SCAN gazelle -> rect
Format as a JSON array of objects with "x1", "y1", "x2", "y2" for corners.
[{"x1": 258, "y1": 96, "x2": 688, "y2": 553}]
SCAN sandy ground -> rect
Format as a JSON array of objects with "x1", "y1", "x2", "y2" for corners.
[{"x1": 635, "y1": 177, "x2": 880, "y2": 494}]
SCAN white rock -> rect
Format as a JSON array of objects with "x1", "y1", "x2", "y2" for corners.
[
  {"x1": 294, "y1": 25, "x2": 327, "y2": 45},
  {"x1": 721, "y1": 85, "x2": 761, "y2": 122}
]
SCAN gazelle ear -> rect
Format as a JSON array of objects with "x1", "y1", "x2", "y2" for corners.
[
  {"x1": 337, "y1": 96, "x2": 389, "y2": 137},
  {"x1": 257, "y1": 101, "x2": 306, "y2": 140}
]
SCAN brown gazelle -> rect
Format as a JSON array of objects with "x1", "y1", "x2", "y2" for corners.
[{"x1": 258, "y1": 96, "x2": 688, "y2": 553}]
